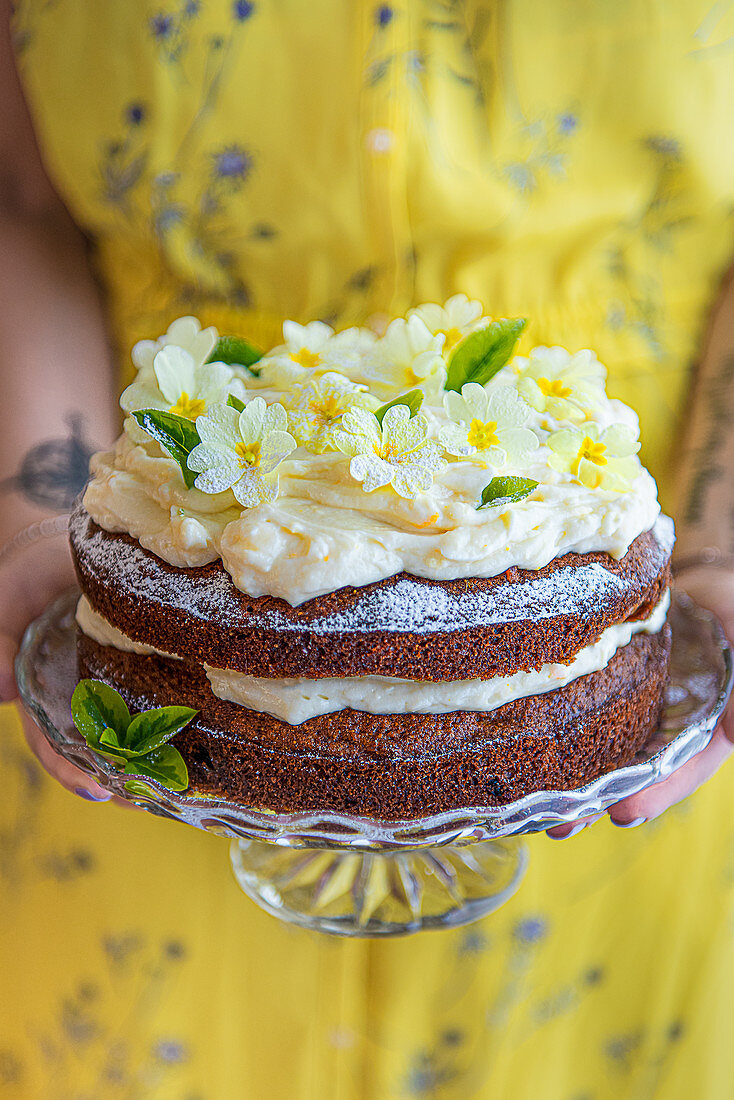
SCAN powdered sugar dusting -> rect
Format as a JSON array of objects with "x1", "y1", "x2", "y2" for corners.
[{"x1": 72, "y1": 509, "x2": 672, "y2": 638}]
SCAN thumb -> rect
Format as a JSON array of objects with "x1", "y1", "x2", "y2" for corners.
[{"x1": 0, "y1": 632, "x2": 19, "y2": 703}]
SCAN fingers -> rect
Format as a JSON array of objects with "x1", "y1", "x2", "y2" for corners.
[
  {"x1": 546, "y1": 812, "x2": 606, "y2": 840},
  {"x1": 19, "y1": 708, "x2": 112, "y2": 802},
  {"x1": 608, "y1": 723, "x2": 734, "y2": 826}
]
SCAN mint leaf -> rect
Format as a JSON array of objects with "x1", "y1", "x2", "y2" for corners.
[
  {"x1": 123, "y1": 745, "x2": 189, "y2": 792},
  {"x1": 71, "y1": 680, "x2": 131, "y2": 743},
  {"x1": 374, "y1": 389, "x2": 424, "y2": 426},
  {"x1": 477, "y1": 476, "x2": 539, "y2": 510},
  {"x1": 126, "y1": 706, "x2": 198, "y2": 755},
  {"x1": 227, "y1": 393, "x2": 246, "y2": 413},
  {"x1": 445, "y1": 318, "x2": 526, "y2": 392},
  {"x1": 207, "y1": 335, "x2": 262, "y2": 375},
  {"x1": 132, "y1": 409, "x2": 201, "y2": 489}
]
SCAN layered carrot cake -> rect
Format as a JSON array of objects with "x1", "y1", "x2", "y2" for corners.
[{"x1": 70, "y1": 302, "x2": 673, "y2": 816}]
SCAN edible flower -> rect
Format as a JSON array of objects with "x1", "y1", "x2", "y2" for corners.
[
  {"x1": 121, "y1": 345, "x2": 247, "y2": 421},
  {"x1": 131, "y1": 315, "x2": 218, "y2": 373},
  {"x1": 361, "y1": 316, "x2": 446, "y2": 398},
  {"x1": 408, "y1": 294, "x2": 484, "y2": 351},
  {"x1": 514, "y1": 347, "x2": 606, "y2": 423},
  {"x1": 333, "y1": 405, "x2": 445, "y2": 498},
  {"x1": 187, "y1": 398, "x2": 296, "y2": 506},
  {"x1": 285, "y1": 371, "x2": 376, "y2": 453},
  {"x1": 547, "y1": 422, "x2": 640, "y2": 490},
  {"x1": 440, "y1": 383, "x2": 539, "y2": 466},
  {"x1": 256, "y1": 320, "x2": 367, "y2": 387}
]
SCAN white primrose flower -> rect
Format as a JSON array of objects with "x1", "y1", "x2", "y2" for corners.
[
  {"x1": 120, "y1": 345, "x2": 247, "y2": 421},
  {"x1": 361, "y1": 316, "x2": 446, "y2": 399},
  {"x1": 333, "y1": 405, "x2": 445, "y2": 498},
  {"x1": 514, "y1": 346, "x2": 606, "y2": 423},
  {"x1": 440, "y1": 383, "x2": 539, "y2": 467},
  {"x1": 285, "y1": 371, "x2": 377, "y2": 453},
  {"x1": 408, "y1": 294, "x2": 484, "y2": 351},
  {"x1": 547, "y1": 422, "x2": 640, "y2": 491},
  {"x1": 187, "y1": 398, "x2": 296, "y2": 507},
  {"x1": 257, "y1": 320, "x2": 343, "y2": 388},
  {"x1": 131, "y1": 316, "x2": 218, "y2": 373}
]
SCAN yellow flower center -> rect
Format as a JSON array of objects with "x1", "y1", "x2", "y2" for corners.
[
  {"x1": 311, "y1": 392, "x2": 342, "y2": 420},
  {"x1": 572, "y1": 436, "x2": 607, "y2": 475},
  {"x1": 467, "y1": 418, "x2": 499, "y2": 450},
  {"x1": 438, "y1": 326, "x2": 463, "y2": 350},
  {"x1": 169, "y1": 392, "x2": 206, "y2": 420},
  {"x1": 235, "y1": 440, "x2": 261, "y2": 468},
  {"x1": 291, "y1": 348, "x2": 322, "y2": 370},
  {"x1": 537, "y1": 377, "x2": 573, "y2": 399}
]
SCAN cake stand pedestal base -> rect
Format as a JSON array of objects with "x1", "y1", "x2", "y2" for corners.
[{"x1": 229, "y1": 836, "x2": 528, "y2": 936}]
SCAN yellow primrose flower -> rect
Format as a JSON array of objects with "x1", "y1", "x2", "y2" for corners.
[
  {"x1": 440, "y1": 383, "x2": 539, "y2": 467},
  {"x1": 187, "y1": 398, "x2": 296, "y2": 507},
  {"x1": 408, "y1": 294, "x2": 485, "y2": 351},
  {"x1": 131, "y1": 315, "x2": 219, "y2": 373},
  {"x1": 547, "y1": 422, "x2": 640, "y2": 490},
  {"x1": 515, "y1": 346, "x2": 606, "y2": 422},
  {"x1": 121, "y1": 345, "x2": 248, "y2": 421},
  {"x1": 360, "y1": 316, "x2": 446, "y2": 399},
  {"x1": 286, "y1": 372, "x2": 377, "y2": 453},
  {"x1": 333, "y1": 405, "x2": 445, "y2": 498}
]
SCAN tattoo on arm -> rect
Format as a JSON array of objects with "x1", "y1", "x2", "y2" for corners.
[
  {"x1": 681, "y1": 352, "x2": 734, "y2": 530},
  {"x1": 0, "y1": 414, "x2": 94, "y2": 511}
]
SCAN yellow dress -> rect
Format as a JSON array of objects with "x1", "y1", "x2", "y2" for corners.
[{"x1": 4, "y1": 2, "x2": 734, "y2": 1096}]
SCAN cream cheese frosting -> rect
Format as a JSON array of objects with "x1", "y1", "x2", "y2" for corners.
[
  {"x1": 84, "y1": 434, "x2": 660, "y2": 605},
  {"x1": 82, "y1": 312, "x2": 662, "y2": 606},
  {"x1": 76, "y1": 592, "x2": 670, "y2": 724}
]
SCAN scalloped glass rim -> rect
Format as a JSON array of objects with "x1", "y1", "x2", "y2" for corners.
[{"x1": 16, "y1": 588, "x2": 733, "y2": 849}]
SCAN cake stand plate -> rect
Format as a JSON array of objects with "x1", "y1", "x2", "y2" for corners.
[{"x1": 16, "y1": 589, "x2": 733, "y2": 937}]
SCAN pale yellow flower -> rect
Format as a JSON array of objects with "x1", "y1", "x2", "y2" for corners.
[
  {"x1": 131, "y1": 316, "x2": 218, "y2": 373},
  {"x1": 187, "y1": 399, "x2": 296, "y2": 507},
  {"x1": 409, "y1": 294, "x2": 485, "y2": 351},
  {"x1": 547, "y1": 422, "x2": 640, "y2": 490},
  {"x1": 515, "y1": 346, "x2": 606, "y2": 422},
  {"x1": 333, "y1": 405, "x2": 445, "y2": 498},
  {"x1": 360, "y1": 316, "x2": 446, "y2": 399},
  {"x1": 286, "y1": 372, "x2": 376, "y2": 453},
  {"x1": 440, "y1": 383, "x2": 539, "y2": 467},
  {"x1": 121, "y1": 345, "x2": 247, "y2": 421}
]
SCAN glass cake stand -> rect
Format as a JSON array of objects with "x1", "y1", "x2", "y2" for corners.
[{"x1": 15, "y1": 588, "x2": 733, "y2": 937}]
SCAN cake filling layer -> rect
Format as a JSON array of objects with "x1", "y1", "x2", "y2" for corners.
[
  {"x1": 76, "y1": 592, "x2": 669, "y2": 724},
  {"x1": 83, "y1": 425, "x2": 661, "y2": 605}
]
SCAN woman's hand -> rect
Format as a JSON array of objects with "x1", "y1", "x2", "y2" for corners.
[
  {"x1": 548, "y1": 568, "x2": 734, "y2": 839},
  {"x1": 0, "y1": 527, "x2": 112, "y2": 801}
]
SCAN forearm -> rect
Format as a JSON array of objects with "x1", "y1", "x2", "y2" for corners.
[
  {"x1": 674, "y1": 264, "x2": 734, "y2": 562},
  {"x1": 0, "y1": 200, "x2": 118, "y2": 538}
]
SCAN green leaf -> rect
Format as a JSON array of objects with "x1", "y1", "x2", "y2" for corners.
[
  {"x1": 477, "y1": 476, "x2": 539, "y2": 510},
  {"x1": 445, "y1": 318, "x2": 527, "y2": 393},
  {"x1": 125, "y1": 706, "x2": 198, "y2": 755},
  {"x1": 131, "y1": 409, "x2": 201, "y2": 490},
  {"x1": 99, "y1": 727, "x2": 121, "y2": 749},
  {"x1": 227, "y1": 393, "x2": 246, "y2": 413},
  {"x1": 123, "y1": 745, "x2": 189, "y2": 792},
  {"x1": 207, "y1": 335, "x2": 262, "y2": 375},
  {"x1": 124, "y1": 779, "x2": 158, "y2": 798},
  {"x1": 124, "y1": 779, "x2": 159, "y2": 798},
  {"x1": 374, "y1": 389, "x2": 424, "y2": 427},
  {"x1": 71, "y1": 680, "x2": 131, "y2": 743}
]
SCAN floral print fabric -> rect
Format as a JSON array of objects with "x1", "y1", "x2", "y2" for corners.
[{"x1": 6, "y1": 1, "x2": 734, "y2": 1096}]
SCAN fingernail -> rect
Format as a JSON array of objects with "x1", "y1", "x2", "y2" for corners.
[
  {"x1": 75, "y1": 787, "x2": 111, "y2": 801},
  {"x1": 611, "y1": 816, "x2": 647, "y2": 829},
  {"x1": 549, "y1": 822, "x2": 587, "y2": 840}
]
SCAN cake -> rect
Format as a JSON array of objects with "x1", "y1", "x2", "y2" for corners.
[{"x1": 70, "y1": 302, "x2": 674, "y2": 817}]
